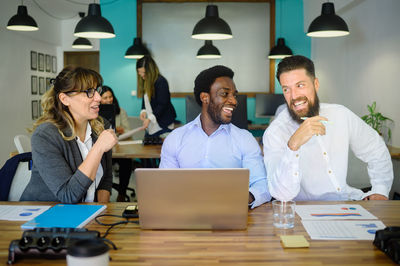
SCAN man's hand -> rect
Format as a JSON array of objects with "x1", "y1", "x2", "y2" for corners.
[
  {"x1": 287, "y1": 116, "x2": 328, "y2": 151},
  {"x1": 363, "y1": 194, "x2": 388, "y2": 200},
  {"x1": 97, "y1": 189, "x2": 110, "y2": 202},
  {"x1": 248, "y1": 192, "x2": 255, "y2": 204}
]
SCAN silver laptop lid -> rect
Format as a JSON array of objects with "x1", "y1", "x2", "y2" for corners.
[{"x1": 135, "y1": 168, "x2": 249, "y2": 230}]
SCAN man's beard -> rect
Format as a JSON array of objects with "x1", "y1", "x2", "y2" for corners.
[
  {"x1": 287, "y1": 92, "x2": 320, "y2": 124},
  {"x1": 207, "y1": 99, "x2": 232, "y2": 125}
]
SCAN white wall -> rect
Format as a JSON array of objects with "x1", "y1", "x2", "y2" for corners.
[
  {"x1": 143, "y1": 2, "x2": 270, "y2": 93},
  {"x1": 304, "y1": 0, "x2": 400, "y2": 193},
  {"x1": 0, "y1": 1, "x2": 62, "y2": 166}
]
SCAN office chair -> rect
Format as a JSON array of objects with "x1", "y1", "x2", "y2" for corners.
[
  {"x1": 185, "y1": 95, "x2": 248, "y2": 129},
  {"x1": 14, "y1": 135, "x2": 31, "y2": 153},
  {"x1": 0, "y1": 152, "x2": 32, "y2": 201}
]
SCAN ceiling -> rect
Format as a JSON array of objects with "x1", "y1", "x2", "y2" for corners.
[{"x1": 23, "y1": 0, "x2": 103, "y2": 20}]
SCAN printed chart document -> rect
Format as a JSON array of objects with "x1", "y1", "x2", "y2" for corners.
[
  {"x1": 118, "y1": 126, "x2": 145, "y2": 141},
  {"x1": 302, "y1": 220, "x2": 386, "y2": 240},
  {"x1": 296, "y1": 204, "x2": 378, "y2": 220},
  {"x1": 296, "y1": 204, "x2": 384, "y2": 240},
  {"x1": 0, "y1": 205, "x2": 51, "y2": 221}
]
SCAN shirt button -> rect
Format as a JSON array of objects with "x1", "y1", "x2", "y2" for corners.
[
  {"x1": 328, "y1": 170, "x2": 332, "y2": 174},
  {"x1": 296, "y1": 154, "x2": 299, "y2": 158},
  {"x1": 323, "y1": 152, "x2": 327, "y2": 156},
  {"x1": 294, "y1": 172, "x2": 298, "y2": 176},
  {"x1": 337, "y1": 188, "x2": 341, "y2": 192}
]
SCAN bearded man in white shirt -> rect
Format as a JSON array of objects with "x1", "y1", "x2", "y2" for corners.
[
  {"x1": 263, "y1": 55, "x2": 393, "y2": 201},
  {"x1": 160, "y1": 65, "x2": 271, "y2": 208}
]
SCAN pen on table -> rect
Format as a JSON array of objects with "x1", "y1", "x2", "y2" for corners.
[{"x1": 301, "y1": 117, "x2": 332, "y2": 124}]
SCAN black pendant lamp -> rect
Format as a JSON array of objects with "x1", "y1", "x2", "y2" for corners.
[
  {"x1": 7, "y1": 4, "x2": 38, "y2": 31},
  {"x1": 72, "y1": 37, "x2": 93, "y2": 49},
  {"x1": 192, "y1": 5, "x2": 232, "y2": 40},
  {"x1": 307, "y1": 2, "x2": 349, "y2": 37},
  {"x1": 74, "y1": 3, "x2": 115, "y2": 39},
  {"x1": 268, "y1": 38, "x2": 293, "y2": 59},
  {"x1": 125, "y1": 38, "x2": 149, "y2": 59},
  {"x1": 197, "y1": 40, "x2": 221, "y2": 59}
]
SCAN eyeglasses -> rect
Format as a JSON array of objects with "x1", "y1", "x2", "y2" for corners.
[{"x1": 67, "y1": 86, "x2": 102, "y2": 98}]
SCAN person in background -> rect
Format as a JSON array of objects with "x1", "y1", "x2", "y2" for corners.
[
  {"x1": 21, "y1": 66, "x2": 118, "y2": 203},
  {"x1": 136, "y1": 55, "x2": 176, "y2": 137},
  {"x1": 263, "y1": 55, "x2": 393, "y2": 202},
  {"x1": 160, "y1": 65, "x2": 271, "y2": 209},
  {"x1": 100, "y1": 86, "x2": 130, "y2": 135},
  {"x1": 100, "y1": 86, "x2": 133, "y2": 202}
]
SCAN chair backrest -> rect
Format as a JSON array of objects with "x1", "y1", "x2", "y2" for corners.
[
  {"x1": 8, "y1": 161, "x2": 32, "y2": 201},
  {"x1": 127, "y1": 116, "x2": 145, "y2": 140},
  {"x1": 14, "y1": 135, "x2": 31, "y2": 153},
  {"x1": 0, "y1": 152, "x2": 32, "y2": 201},
  {"x1": 185, "y1": 95, "x2": 248, "y2": 129}
]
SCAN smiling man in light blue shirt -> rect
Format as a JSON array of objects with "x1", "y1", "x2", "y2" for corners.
[{"x1": 160, "y1": 65, "x2": 271, "y2": 208}]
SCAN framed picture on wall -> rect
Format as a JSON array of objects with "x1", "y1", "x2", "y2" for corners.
[
  {"x1": 45, "y1": 54, "x2": 51, "y2": 72},
  {"x1": 46, "y1": 77, "x2": 51, "y2": 91},
  {"x1": 32, "y1": 100, "x2": 38, "y2": 120},
  {"x1": 31, "y1": 75, "x2": 38, "y2": 94},
  {"x1": 52, "y1": 56, "x2": 57, "y2": 73},
  {"x1": 38, "y1": 100, "x2": 43, "y2": 116},
  {"x1": 38, "y1": 53, "x2": 44, "y2": 71},
  {"x1": 31, "y1": 51, "x2": 37, "y2": 70},
  {"x1": 39, "y1": 77, "x2": 45, "y2": 95}
]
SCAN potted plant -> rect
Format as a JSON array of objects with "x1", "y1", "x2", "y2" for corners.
[{"x1": 361, "y1": 101, "x2": 393, "y2": 141}]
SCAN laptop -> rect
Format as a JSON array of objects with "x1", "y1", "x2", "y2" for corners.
[
  {"x1": 135, "y1": 168, "x2": 250, "y2": 230},
  {"x1": 99, "y1": 104, "x2": 116, "y2": 129}
]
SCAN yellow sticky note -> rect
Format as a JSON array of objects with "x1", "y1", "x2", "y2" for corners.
[{"x1": 280, "y1": 235, "x2": 310, "y2": 248}]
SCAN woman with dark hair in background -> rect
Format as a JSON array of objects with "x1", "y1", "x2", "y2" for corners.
[
  {"x1": 136, "y1": 55, "x2": 176, "y2": 137},
  {"x1": 100, "y1": 86, "x2": 133, "y2": 202},
  {"x1": 21, "y1": 66, "x2": 117, "y2": 203}
]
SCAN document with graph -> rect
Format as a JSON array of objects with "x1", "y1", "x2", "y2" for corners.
[
  {"x1": 295, "y1": 204, "x2": 378, "y2": 220},
  {"x1": 302, "y1": 220, "x2": 385, "y2": 240}
]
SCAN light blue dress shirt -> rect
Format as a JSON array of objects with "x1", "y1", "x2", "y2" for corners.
[{"x1": 160, "y1": 115, "x2": 271, "y2": 208}]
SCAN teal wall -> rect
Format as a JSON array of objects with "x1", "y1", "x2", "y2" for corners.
[{"x1": 101, "y1": 0, "x2": 310, "y2": 125}]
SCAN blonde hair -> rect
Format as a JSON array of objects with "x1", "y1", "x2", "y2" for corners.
[
  {"x1": 136, "y1": 56, "x2": 160, "y2": 99},
  {"x1": 32, "y1": 66, "x2": 105, "y2": 141}
]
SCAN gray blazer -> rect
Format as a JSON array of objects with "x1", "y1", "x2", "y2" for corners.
[{"x1": 20, "y1": 122, "x2": 113, "y2": 203}]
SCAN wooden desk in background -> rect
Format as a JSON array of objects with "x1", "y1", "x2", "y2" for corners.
[
  {"x1": 1, "y1": 201, "x2": 399, "y2": 265},
  {"x1": 112, "y1": 143, "x2": 161, "y2": 159}
]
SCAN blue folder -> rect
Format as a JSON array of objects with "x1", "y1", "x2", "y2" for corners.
[{"x1": 21, "y1": 204, "x2": 106, "y2": 230}]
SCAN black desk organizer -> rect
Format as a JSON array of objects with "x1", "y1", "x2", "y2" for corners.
[
  {"x1": 143, "y1": 135, "x2": 163, "y2": 145},
  {"x1": 373, "y1": 226, "x2": 400, "y2": 264},
  {"x1": 8, "y1": 227, "x2": 100, "y2": 264}
]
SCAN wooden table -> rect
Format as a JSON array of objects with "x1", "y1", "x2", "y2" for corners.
[
  {"x1": 1, "y1": 201, "x2": 399, "y2": 265},
  {"x1": 112, "y1": 143, "x2": 161, "y2": 159},
  {"x1": 388, "y1": 145, "x2": 400, "y2": 160}
]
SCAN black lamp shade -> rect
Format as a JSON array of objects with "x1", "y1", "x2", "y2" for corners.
[
  {"x1": 307, "y1": 2, "x2": 349, "y2": 37},
  {"x1": 74, "y1": 3, "x2": 115, "y2": 39},
  {"x1": 7, "y1": 5, "x2": 38, "y2": 31},
  {"x1": 72, "y1": 37, "x2": 93, "y2": 49},
  {"x1": 192, "y1": 5, "x2": 232, "y2": 40},
  {"x1": 125, "y1": 38, "x2": 149, "y2": 59},
  {"x1": 268, "y1": 38, "x2": 293, "y2": 59},
  {"x1": 197, "y1": 40, "x2": 221, "y2": 59}
]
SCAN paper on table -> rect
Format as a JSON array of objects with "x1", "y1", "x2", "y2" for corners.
[
  {"x1": 296, "y1": 204, "x2": 378, "y2": 220},
  {"x1": 118, "y1": 126, "x2": 145, "y2": 141},
  {"x1": 0, "y1": 205, "x2": 51, "y2": 221},
  {"x1": 302, "y1": 220, "x2": 386, "y2": 240},
  {"x1": 118, "y1": 140, "x2": 143, "y2": 145}
]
